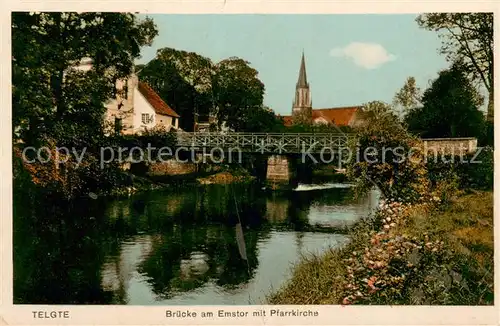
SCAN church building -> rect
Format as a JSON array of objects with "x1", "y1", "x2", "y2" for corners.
[{"x1": 281, "y1": 52, "x2": 364, "y2": 128}]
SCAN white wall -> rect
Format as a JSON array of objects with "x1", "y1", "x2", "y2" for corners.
[
  {"x1": 103, "y1": 77, "x2": 136, "y2": 135},
  {"x1": 157, "y1": 114, "x2": 177, "y2": 129},
  {"x1": 133, "y1": 88, "x2": 158, "y2": 132}
]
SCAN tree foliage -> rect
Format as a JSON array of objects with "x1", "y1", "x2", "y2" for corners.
[
  {"x1": 404, "y1": 63, "x2": 486, "y2": 139},
  {"x1": 393, "y1": 76, "x2": 422, "y2": 118},
  {"x1": 138, "y1": 47, "x2": 214, "y2": 131},
  {"x1": 347, "y1": 101, "x2": 431, "y2": 203},
  {"x1": 139, "y1": 50, "x2": 269, "y2": 132},
  {"x1": 425, "y1": 146, "x2": 493, "y2": 192},
  {"x1": 416, "y1": 13, "x2": 493, "y2": 121},
  {"x1": 12, "y1": 12, "x2": 158, "y2": 147},
  {"x1": 213, "y1": 57, "x2": 265, "y2": 131},
  {"x1": 12, "y1": 12, "x2": 158, "y2": 198},
  {"x1": 286, "y1": 122, "x2": 351, "y2": 134}
]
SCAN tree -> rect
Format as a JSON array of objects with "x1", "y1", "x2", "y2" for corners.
[
  {"x1": 416, "y1": 13, "x2": 493, "y2": 122},
  {"x1": 139, "y1": 48, "x2": 214, "y2": 131},
  {"x1": 393, "y1": 76, "x2": 422, "y2": 118},
  {"x1": 404, "y1": 63, "x2": 486, "y2": 139},
  {"x1": 286, "y1": 122, "x2": 351, "y2": 134},
  {"x1": 347, "y1": 101, "x2": 430, "y2": 203},
  {"x1": 135, "y1": 63, "x2": 146, "y2": 71},
  {"x1": 12, "y1": 12, "x2": 158, "y2": 198},
  {"x1": 237, "y1": 106, "x2": 284, "y2": 132},
  {"x1": 212, "y1": 57, "x2": 265, "y2": 131},
  {"x1": 140, "y1": 53, "x2": 267, "y2": 132},
  {"x1": 12, "y1": 12, "x2": 158, "y2": 146}
]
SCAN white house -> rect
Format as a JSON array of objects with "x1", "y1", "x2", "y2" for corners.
[
  {"x1": 105, "y1": 75, "x2": 180, "y2": 135},
  {"x1": 74, "y1": 57, "x2": 180, "y2": 135}
]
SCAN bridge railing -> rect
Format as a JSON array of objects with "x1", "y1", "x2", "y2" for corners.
[{"x1": 175, "y1": 132, "x2": 355, "y2": 153}]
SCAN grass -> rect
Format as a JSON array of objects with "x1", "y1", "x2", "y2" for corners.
[
  {"x1": 267, "y1": 190, "x2": 494, "y2": 305},
  {"x1": 404, "y1": 191, "x2": 493, "y2": 267}
]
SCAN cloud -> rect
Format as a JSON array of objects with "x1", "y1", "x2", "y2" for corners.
[{"x1": 329, "y1": 42, "x2": 396, "y2": 69}]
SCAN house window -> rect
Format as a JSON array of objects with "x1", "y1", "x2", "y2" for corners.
[
  {"x1": 142, "y1": 113, "x2": 154, "y2": 124},
  {"x1": 172, "y1": 117, "x2": 177, "y2": 126},
  {"x1": 115, "y1": 118, "x2": 122, "y2": 135}
]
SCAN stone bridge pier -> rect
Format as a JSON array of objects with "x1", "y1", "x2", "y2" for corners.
[
  {"x1": 265, "y1": 155, "x2": 295, "y2": 190},
  {"x1": 265, "y1": 153, "x2": 345, "y2": 189},
  {"x1": 265, "y1": 154, "x2": 316, "y2": 190}
]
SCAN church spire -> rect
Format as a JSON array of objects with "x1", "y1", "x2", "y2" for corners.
[
  {"x1": 297, "y1": 51, "x2": 308, "y2": 88},
  {"x1": 292, "y1": 51, "x2": 312, "y2": 125}
]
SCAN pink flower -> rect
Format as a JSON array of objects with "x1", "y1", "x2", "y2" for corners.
[{"x1": 367, "y1": 276, "x2": 377, "y2": 289}]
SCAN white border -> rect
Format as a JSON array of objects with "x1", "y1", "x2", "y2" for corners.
[{"x1": 1, "y1": 1, "x2": 499, "y2": 325}]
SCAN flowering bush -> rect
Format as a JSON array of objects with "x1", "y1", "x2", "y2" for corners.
[
  {"x1": 341, "y1": 199, "x2": 445, "y2": 304},
  {"x1": 340, "y1": 189, "x2": 493, "y2": 305},
  {"x1": 14, "y1": 138, "x2": 129, "y2": 200}
]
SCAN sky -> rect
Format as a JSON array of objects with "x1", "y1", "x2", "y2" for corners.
[{"x1": 137, "y1": 14, "x2": 449, "y2": 115}]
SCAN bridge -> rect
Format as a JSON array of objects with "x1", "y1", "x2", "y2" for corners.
[
  {"x1": 170, "y1": 132, "x2": 479, "y2": 190},
  {"x1": 176, "y1": 132, "x2": 354, "y2": 153}
]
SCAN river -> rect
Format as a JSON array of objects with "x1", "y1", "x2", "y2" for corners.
[{"x1": 13, "y1": 181, "x2": 379, "y2": 305}]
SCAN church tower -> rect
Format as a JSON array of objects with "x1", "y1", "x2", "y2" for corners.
[{"x1": 292, "y1": 52, "x2": 312, "y2": 125}]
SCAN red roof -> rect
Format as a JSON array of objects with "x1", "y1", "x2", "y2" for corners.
[
  {"x1": 278, "y1": 106, "x2": 362, "y2": 127},
  {"x1": 281, "y1": 115, "x2": 293, "y2": 127},
  {"x1": 312, "y1": 106, "x2": 361, "y2": 126},
  {"x1": 138, "y1": 82, "x2": 180, "y2": 118}
]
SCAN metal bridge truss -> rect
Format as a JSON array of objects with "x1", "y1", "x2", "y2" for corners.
[{"x1": 175, "y1": 132, "x2": 354, "y2": 154}]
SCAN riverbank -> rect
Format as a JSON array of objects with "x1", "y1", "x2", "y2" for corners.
[
  {"x1": 104, "y1": 165, "x2": 257, "y2": 198},
  {"x1": 197, "y1": 167, "x2": 256, "y2": 185},
  {"x1": 267, "y1": 190, "x2": 493, "y2": 305}
]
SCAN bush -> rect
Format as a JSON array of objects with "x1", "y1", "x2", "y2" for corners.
[
  {"x1": 347, "y1": 101, "x2": 431, "y2": 203},
  {"x1": 459, "y1": 147, "x2": 493, "y2": 190},
  {"x1": 478, "y1": 120, "x2": 494, "y2": 147},
  {"x1": 110, "y1": 126, "x2": 177, "y2": 152},
  {"x1": 426, "y1": 147, "x2": 493, "y2": 191},
  {"x1": 13, "y1": 127, "x2": 177, "y2": 201}
]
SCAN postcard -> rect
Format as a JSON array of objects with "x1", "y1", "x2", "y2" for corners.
[{"x1": 1, "y1": 1, "x2": 498, "y2": 325}]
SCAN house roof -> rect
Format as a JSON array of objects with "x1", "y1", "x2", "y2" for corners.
[
  {"x1": 281, "y1": 115, "x2": 293, "y2": 127},
  {"x1": 279, "y1": 106, "x2": 362, "y2": 127},
  {"x1": 138, "y1": 82, "x2": 180, "y2": 118},
  {"x1": 312, "y1": 106, "x2": 361, "y2": 126}
]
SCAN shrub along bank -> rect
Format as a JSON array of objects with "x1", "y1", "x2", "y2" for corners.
[
  {"x1": 13, "y1": 127, "x2": 178, "y2": 203},
  {"x1": 426, "y1": 146, "x2": 494, "y2": 191},
  {"x1": 268, "y1": 101, "x2": 494, "y2": 305},
  {"x1": 268, "y1": 190, "x2": 493, "y2": 305}
]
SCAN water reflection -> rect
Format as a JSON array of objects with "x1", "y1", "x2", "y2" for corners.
[{"x1": 14, "y1": 183, "x2": 379, "y2": 305}]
